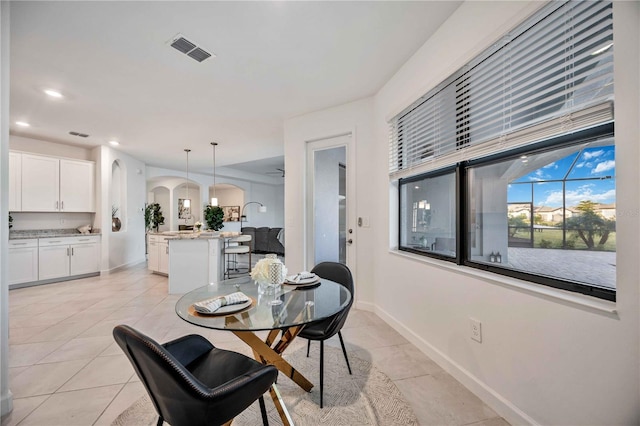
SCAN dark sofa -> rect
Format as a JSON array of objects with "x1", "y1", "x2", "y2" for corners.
[{"x1": 241, "y1": 227, "x2": 284, "y2": 256}]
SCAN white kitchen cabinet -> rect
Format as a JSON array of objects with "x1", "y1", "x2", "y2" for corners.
[
  {"x1": 8, "y1": 239, "x2": 38, "y2": 285},
  {"x1": 148, "y1": 234, "x2": 169, "y2": 275},
  {"x1": 38, "y1": 241, "x2": 70, "y2": 280},
  {"x1": 19, "y1": 152, "x2": 95, "y2": 212},
  {"x1": 60, "y1": 159, "x2": 95, "y2": 212},
  {"x1": 70, "y1": 238, "x2": 101, "y2": 275},
  {"x1": 9, "y1": 152, "x2": 22, "y2": 211},
  {"x1": 38, "y1": 236, "x2": 100, "y2": 281},
  {"x1": 21, "y1": 153, "x2": 59, "y2": 212}
]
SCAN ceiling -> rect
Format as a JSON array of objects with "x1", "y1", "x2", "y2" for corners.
[{"x1": 9, "y1": 1, "x2": 461, "y2": 177}]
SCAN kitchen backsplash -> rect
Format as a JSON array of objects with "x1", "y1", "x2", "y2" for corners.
[{"x1": 9, "y1": 212, "x2": 95, "y2": 231}]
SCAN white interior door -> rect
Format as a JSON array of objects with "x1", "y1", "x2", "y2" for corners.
[{"x1": 305, "y1": 133, "x2": 356, "y2": 276}]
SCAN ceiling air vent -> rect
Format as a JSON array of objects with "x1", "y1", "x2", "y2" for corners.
[
  {"x1": 169, "y1": 34, "x2": 214, "y2": 63},
  {"x1": 69, "y1": 131, "x2": 89, "y2": 138}
]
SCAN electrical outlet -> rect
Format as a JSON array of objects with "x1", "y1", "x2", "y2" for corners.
[{"x1": 470, "y1": 318, "x2": 482, "y2": 343}]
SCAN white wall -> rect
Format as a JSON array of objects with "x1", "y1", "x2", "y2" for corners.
[
  {"x1": 94, "y1": 146, "x2": 147, "y2": 272},
  {"x1": 285, "y1": 1, "x2": 640, "y2": 424},
  {"x1": 0, "y1": 1, "x2": 12, "y2": 416},
  {"x1": 284, "y1": 97, "x2": 376, "y2": 306},
  {"x1": 10, "y1": 134, "x2": 92, "y2": 160}
]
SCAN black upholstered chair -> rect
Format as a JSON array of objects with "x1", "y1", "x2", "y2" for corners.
[
  {"x1": 298, "y1": 262, "x2": 354, "y2": 408},
  {"x1": 113, "y1": 325, "x2": 278, "y2": 426}
]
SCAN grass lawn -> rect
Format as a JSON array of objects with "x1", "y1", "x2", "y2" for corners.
[{"x1": 512, "y1": 228, "x2": 616, "y2": 251}]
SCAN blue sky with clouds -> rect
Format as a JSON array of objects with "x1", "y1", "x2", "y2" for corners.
[{"x1": 508, "y1": 145, "x2": 615, "y2": 207}]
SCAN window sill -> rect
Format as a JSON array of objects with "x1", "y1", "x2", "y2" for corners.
[{"x1": 389, "y1": 248, "x2": 618, "y2": 317}]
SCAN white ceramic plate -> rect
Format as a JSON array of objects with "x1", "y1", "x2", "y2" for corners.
[
  {"x1": 284, "y1": 274, "x2": 320, "y2": 285},
  {"x1": 192, "y1": 299, "x2": 252, "y2": 315}
]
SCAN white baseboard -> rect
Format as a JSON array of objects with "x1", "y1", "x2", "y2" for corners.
[
  {"x1": 103, "y1": 258, "x2": 147, "y2": 274},
  {"x1": 359, "y1": 301, "x2": 538, "y2": 426}
]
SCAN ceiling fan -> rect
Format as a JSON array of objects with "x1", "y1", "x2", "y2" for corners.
[{"x1": 266, "y1": 168, "x2": 285, "y2": 177}]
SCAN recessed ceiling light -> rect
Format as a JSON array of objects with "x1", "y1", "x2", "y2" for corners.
[
  {"x1": 109, "y1": 140, "x2": 120, "y2": 146},
  {"x1": 16, "y1": 121, "x2": 30, "y2": 127},
  {"x1": 44, "y1": 89, "x2": 63, "y2": 98}
]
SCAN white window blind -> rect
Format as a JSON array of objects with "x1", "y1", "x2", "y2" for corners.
[{"x1": 389, "y1": 0, "x2": 614, "y2": 175}]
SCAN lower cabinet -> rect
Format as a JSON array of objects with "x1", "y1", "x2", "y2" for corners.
[
  {"x1": 147, "y1": 234, "x2": 169, "y2": 275},
  {"x1": 8, "y1": 239, "x2": 39, "y2": 285},
  {"x1": 38, "y1": 236, "x2": 100, "y2": 281}
]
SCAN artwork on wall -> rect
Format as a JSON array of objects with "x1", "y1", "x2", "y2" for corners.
[
  {"x1": 222, "y1": 206, "x2": 240, "y2": 222},
  {"x1": 178, "y1": 198, "x2": 191, "y2": 219}
]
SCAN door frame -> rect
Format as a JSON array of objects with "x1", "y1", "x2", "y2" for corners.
[{"x1": 304, "y1": 131, "x2": 356, "y2": 282}]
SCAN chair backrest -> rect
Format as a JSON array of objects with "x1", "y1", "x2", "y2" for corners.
[
  {"x1": 113, "y1": 325, "x2": 212, "y2": 426},
  {"x1": 310, "y1": 262, "x2": 354, "y2": 338}
]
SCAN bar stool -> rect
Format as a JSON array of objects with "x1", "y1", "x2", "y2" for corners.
[{"x1": 224, "y1": 234, "x2": 252, "y2": 278}]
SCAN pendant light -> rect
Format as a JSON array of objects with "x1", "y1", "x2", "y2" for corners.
[
  {"x1": 184, "y1": 149, "x2": 191, "y2": 214},
  {"x1": 210, "y1": 142, "x2": 219, "y2": 206}
]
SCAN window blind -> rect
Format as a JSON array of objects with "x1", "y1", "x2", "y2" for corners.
[{"x1": 389, "y1": 0, "x2": 614, "y2": 175}]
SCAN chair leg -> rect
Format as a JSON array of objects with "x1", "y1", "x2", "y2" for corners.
[
  {"x1": 156, "y1": 417, "x2": 164, "y2": 426},
  {"x1": 306, "y1": 339, "x2": 311, "y2": 357},
  {"x1": 320, "y1": 340, "x2": 324, "y2": 408},
  {"x1": 338, "y1": 331, "x2": 352, "y2": 375},
  {"x1": 258, "y1": 395, "x2": 269, "y2": 426}
]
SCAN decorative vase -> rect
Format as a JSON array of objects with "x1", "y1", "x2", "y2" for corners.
[{"x1": 112, "y1": 217, "x2": 121, "y2": 232}]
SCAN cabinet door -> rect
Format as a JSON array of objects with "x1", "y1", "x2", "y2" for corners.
[
  {"x1": 70, "y1": 243, "x2": 100, "y2": 275},
  {"x1": 8, "y1": 247, "x2": 38, "y2": 285},
  {"x1": 148, "y1": 241, "x2": 159, "y2": 271},
  {"x1": 9, "y1": 152, "x2": 22, "y2": 211},
  {"x1": 38, "y1": 245, "x2": 70, "y2": 280},
  {"x1": 158, "y1": 242, "x2": 169, "y2": 274},
  {"x1": 60, "y1": 159, "x2": 95, "y2": 212},
  {"x1": 22, "y1": 154, "x2": 60, "y2": 211}
]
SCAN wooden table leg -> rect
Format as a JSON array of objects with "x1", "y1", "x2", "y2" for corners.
[{"x1": 231, "y1": 329, "x2": 313, "y2": 391}]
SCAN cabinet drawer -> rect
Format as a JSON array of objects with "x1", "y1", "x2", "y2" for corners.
[
  {"x1": 66, "y1": 236, "x2": 100, "y2": 245},
  {"x1": 38, "y1": 238, "x2": 70, "y2": 247},
  {"x1": 9, "y1": 239, "x2": 38, "y2": 249},
  {"x1": 38, "y1": 236, "x2": 100, "y2": 246}
]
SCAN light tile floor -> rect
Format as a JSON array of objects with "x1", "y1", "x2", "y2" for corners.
[{"x1": 2, "y1": 264, "x2": 509, "y2": 426}]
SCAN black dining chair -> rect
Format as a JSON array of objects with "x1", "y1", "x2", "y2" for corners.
[
  {"x1": 299, "y1": 261, "x2": 354, "y2": 408},
  {"x1": 113, "y1": 324, "x2": 278, "y2": 426}
]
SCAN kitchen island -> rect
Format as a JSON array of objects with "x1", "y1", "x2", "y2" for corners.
[{"x1": 148, "y1": 231, "x2": 238, "y2": 294}]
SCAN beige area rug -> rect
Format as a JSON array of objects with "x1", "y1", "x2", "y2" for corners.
[{"x1": 112, "y1": 345, "x2": 419, "y2": 425}]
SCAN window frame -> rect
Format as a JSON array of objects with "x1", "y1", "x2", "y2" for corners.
[
  {"x1": 397, "y1": 122, "x2": 616, "y2": 302},
  {"x1": 398, "y1": 165, "x2": 462, "y2": 264},
  {"x1": 463, "y1": 123, "x2": 615, "y2": 301}
]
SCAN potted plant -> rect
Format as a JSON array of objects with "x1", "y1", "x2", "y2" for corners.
[
  {"x1": 112, "y1": 206, "x2": 122, "y2": 232},
  {"x1": 145, "y1": 203, "x2": 165, "y2": 232},
  {"x1": 204, "y1": 205, "x2": 224, "y2": 231}
]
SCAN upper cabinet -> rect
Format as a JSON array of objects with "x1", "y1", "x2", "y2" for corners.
[
  {"x1": 59, "y1": 159, "x2": 95, "y2": 212},
  {"x1": 13, "y1": 152, "x2": 95, "y2": 212},
  {"x1": 9, "y1": 152, "x2": 22, "y2": 211}
]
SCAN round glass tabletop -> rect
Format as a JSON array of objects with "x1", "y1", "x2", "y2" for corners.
[{"x1": 175, "y1": 275, "x2": 352, "y2": 331}]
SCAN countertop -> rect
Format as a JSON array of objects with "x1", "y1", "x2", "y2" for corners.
[
  {"x1": 149, "y1": 231, "x2": 240, "y2": 240},
  {"x1": 9, "y1": 229, "x2": 102, "y2": 240}
]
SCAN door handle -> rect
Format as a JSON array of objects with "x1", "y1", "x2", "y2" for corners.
[{"x1": 347, "y1": 239, "x2": 353, "y2": 244}]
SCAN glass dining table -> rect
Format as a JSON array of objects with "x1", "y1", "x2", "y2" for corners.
[{"x1": 175, "y1": 274, "x2": 352, "y2": 425}]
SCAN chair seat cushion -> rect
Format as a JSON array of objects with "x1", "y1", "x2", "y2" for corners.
[
  {"x1": 187, "y1": 347, "x2": 267, "y2": 389},
  {"x1": 225, "y1": 246, "x2": 250, "y2": 254}
]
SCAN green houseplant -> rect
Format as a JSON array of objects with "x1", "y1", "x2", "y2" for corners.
[
  {"x1": 204, "y1": 205, "x2": 224, "y2": 231},
  {"x1": 145, "y1": 203, "x2": 165, "y2": 232}
]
